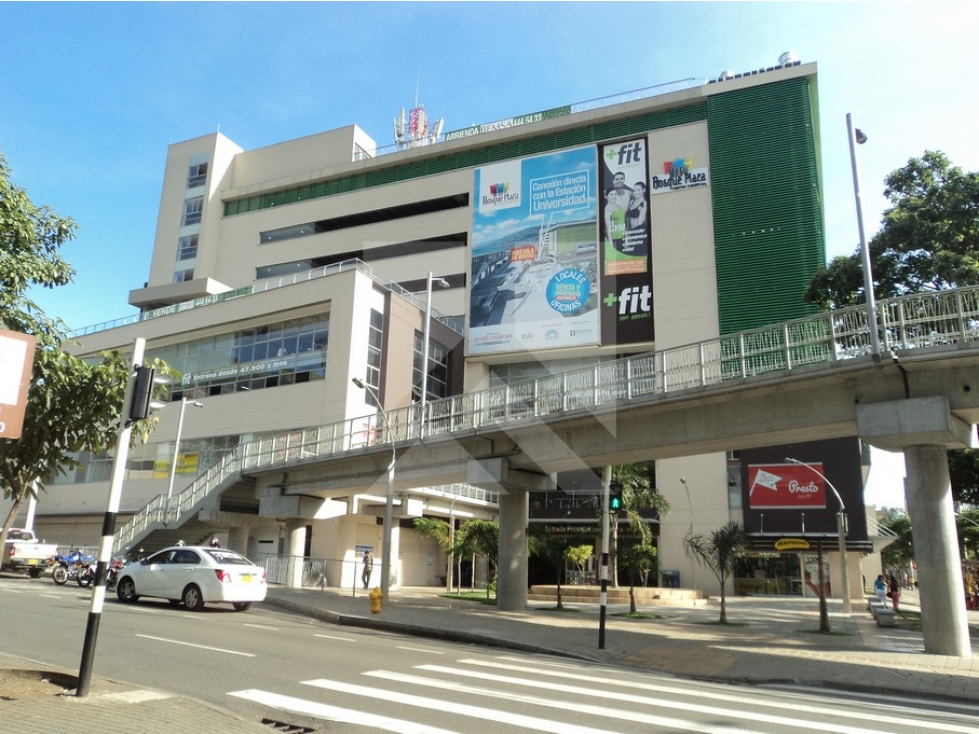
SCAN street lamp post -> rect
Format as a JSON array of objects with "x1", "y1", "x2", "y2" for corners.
[
  {"x1": 786, "y1": 457, "x2": 852, "y2": 615},
  {"x1": 419, "y1": 272, "x2": 449, "y2": 437},
  {"x1": 353, "y1": 377, "x2": 396, "y2": 603},
  {"x1": 847, "y1": 113, "x2": 881, "y2": 362},
  {"x1": 680, "y1": 477, "x2": 695, "y2": 591},
  {"x1": 165, "y1": 397, "x2": 204, "y2": 520}
]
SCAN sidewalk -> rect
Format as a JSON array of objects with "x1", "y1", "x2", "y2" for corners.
[{"x1": 4, "y1": 585, "x2": 979, "y2": 733}]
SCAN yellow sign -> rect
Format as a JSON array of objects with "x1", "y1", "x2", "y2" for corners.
[{"x1": 774, "y1": 538, "x2": 810, "y2": 552}]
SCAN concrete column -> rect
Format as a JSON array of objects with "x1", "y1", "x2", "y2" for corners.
[
  {"x1": 904, "y1": 445, "x2": 972, "y2": 657},
  {"x1": 388, "y1": 523, "x2": 401, "y2": 591},
  {"x1": 497, "y1": 489, "x2": 529, "y2": 612},
  {"x1": 285, "y1": 519, "x2": 307, "y2": 589},
  {"x1": 228, "y1": 526, "x2": 249, "y2": 555}
]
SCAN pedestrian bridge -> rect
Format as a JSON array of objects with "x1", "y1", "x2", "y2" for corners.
[{"x1": 116, "y1": 286, "x2": 979, "y2": 657}]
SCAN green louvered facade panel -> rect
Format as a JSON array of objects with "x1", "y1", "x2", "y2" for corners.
[
  {"x1": 707, "y1": 77, "x2": 825, "y2": 335},
  {"x1": 223, "y1": 105, "x2": 706, "y2": 217}
]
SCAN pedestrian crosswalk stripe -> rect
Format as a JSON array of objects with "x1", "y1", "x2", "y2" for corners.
[
  {"x1": 228, "y1": 689, "x2": 459, "y2": 734},
  {"x1": 458, "y1": 658, "x2": 979, "y2": 734},
  {"x1": 364, "y1": 670, "x2": 758, "y2": 734},
  {"x1": 303, "y1": 678, "x2": 623, "y2": 734}
]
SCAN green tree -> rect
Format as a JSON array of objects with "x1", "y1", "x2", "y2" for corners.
[
  {"x1": 805, "y1": 151, "x2": 979, "y2": 309},
  {"x1": 565, "y1": 544, "x2": 594, "y2": 585},
  {"x1": 954, "y1": 508, "x2": 979, "y2": 560},
  {"x1": 619, "y1": 541, "x2": 658, "y2": 614},
  {"x1": 610, "y1": 464, "x2": 670, "y2": 587},
  {"x1": 683, "y1": 521, "x2": 750, "y2": 624},
  {"x1": 879, "y1": 508, "x2": 914, "y2": 570},
  {"x1": 528, "y1": 526, "x2": 576, "y2": 609},
  {"x1": 805, "y1": 151, "x2": 979, "y2": 505},
  {"x1": 0, "y1": 154, "x2": 166, "y2": 552},
  {"x1": 413, "y1": 516, "x2": 454, "y2": 590},
  {"x1": 454, "y1": 519, "x2": 499, "y2": 598}
]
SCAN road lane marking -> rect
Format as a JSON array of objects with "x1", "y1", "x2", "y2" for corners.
[
  {"x1": 396, "y1": 646, "x2": 443, "y2": 654},
  {"x1": 313, "y1": 633, "x2": 355, "y2": 642},
  {"x1": 135, "y1": 634, "x2": 254, "y2": 656},
  {"x1": 229, "y1": 689, "x2": 460, "y2": 734},
  {"x1": 243, "y1": 623, "x2": 278, "y2": 630}
]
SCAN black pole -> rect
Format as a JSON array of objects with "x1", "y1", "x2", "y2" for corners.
[
  {"x1": 598, "y1": 551, "x2": 608, "y2": 649},
  {"x1": 77, "y1": 511, "x2": 117, "y2": 696},
  {"x1": 817, "y1": 539, "x2": 830, "y2": 633}
]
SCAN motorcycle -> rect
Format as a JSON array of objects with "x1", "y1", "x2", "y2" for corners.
[
  {"x1": 77, "y1": 557, "x2": 125, "y2": 590},
  {"x1": 49, "y1": 549, "x2": 95, "y2": 586}
]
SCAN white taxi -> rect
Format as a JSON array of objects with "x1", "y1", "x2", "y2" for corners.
[{"x1": 115, "y1": 545, "x2": 267, "y2": 611}]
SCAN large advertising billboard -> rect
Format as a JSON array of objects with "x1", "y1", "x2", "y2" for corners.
[
  {"x1": 598, "y1": 139, "x2": 654, "y2": 347},
  {"x1": 748, "y1": 463, "x2": 827, "y2": 510},
  {"x1": 468, "y1": 146, "x2": 600, "y2": 357}
]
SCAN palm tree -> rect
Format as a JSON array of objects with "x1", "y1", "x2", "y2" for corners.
[
  {"x1": 529, "y1": 526, "x2": 573, "y2": 610},
  {"x1": 610, "y1": 464, "x2": 670, "y2": 587},
  {"x1": 619, "y1": 541, "x2": 658, "y2": 613},
  {"x1": 683, "y1": 521, "x2": 750, "y2": 624},
  {"x1": 413, "y1": 517, "x2": 454, "y2": 591},
  {"x1": 453, "y1": 520, "x2": 499, "y2": 599}
]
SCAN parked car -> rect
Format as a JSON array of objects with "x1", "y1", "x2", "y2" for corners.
[
  {"x1": 1, "y1": 528, "x2": 60, "y2": 578},
  {"x1": 115, "y1": 546, "x2": 267, "y2": 611}
]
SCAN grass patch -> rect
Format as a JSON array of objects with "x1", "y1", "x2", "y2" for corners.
[
  {"x1": 798, "y1": 628, "x2": 855, "y2": 636},
  {"x1": 537, "y1": 605, "x2": 582, "y2": 613},
  {"x1": 438, "y1": 592, "x2": 497, "y2": 605},
  {"x1": 693, "y1": 620, "x2": 748, "y2": 627},
  {"x1": 614, "y1": 612, "x2": 664, "y2": 620}
]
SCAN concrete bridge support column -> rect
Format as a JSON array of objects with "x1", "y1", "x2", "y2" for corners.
[
  {"x1": 858, "y1": 396, "x2": 974, "y2": 657},
  {"x1": 228, "y1": 526, "x2": 249, "y2": 555},
  {"x1": 497, "y1": 490, "x2": 529, "y2": 612},
  {"x1": 904, "y1": 445, "x2": 972, "y2": 657},
  {"x1": 468, "y1": 458, "x2": 551, "y2": 613},
  {"x1": 285, "y1": 519, "x2": 307, "y2": 589}
]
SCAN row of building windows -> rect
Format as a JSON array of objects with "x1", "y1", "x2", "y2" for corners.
[
  {"x1": 412, "y1": 332, "x2": 448, "y2": 402},
  {"x1": 146, "y1": 315, "x2": 330, "y2": 398}
]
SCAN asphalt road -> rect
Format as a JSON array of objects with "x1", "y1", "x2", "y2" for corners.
[{"x1": 5, "y1": 575, "x2": 979, "y2": 734}]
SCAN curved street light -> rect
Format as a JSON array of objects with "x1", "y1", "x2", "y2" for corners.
[
  {"x1": 353, "y1": 377, "x2": 396, "y2": 602},
  {"x1": 165, "y1": 397, "x2": 204, "y2": 521},
  {"x1": 419, "y1": 272, "x2": 449, "y2": 437},
  {"x1": 785, "y1": 457, "x2": 852, "y2": 615}
]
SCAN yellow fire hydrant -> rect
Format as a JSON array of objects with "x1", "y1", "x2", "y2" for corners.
[{"x1": 368, "y1": 586, "x2": 383, "y2": 614}]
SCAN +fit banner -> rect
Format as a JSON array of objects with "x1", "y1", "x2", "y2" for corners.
[
  {"x1": 598, "y1": 138, "x2": 653, "y2": 347},
  {"x1": 748, "y1": 463, "x2": 828, "y2": 510},
  {"x1": 468, "y1": 146, "x2": 599, "y2": 357}
]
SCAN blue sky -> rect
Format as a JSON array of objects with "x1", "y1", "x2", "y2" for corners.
[{"x1": 4, "y1": 1, "x2": 977, "y2": 507}]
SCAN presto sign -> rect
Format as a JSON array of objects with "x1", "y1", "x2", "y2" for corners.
[{"x1": 748, "y1": 463, "x2": 827, "y2": 510}]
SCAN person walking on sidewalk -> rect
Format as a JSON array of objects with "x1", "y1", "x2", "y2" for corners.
[
  {"x1": 888, "y1": 573, "x2": 901, "y2": 611},
  {"x1": 874, "y1": 574, "x2": 887, "y2": 603},
  {"x1": 361, "y1": 550, "x2": 374, "y2": 591}
]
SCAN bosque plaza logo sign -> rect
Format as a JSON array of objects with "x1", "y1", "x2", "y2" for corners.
[{"x1": 650, "y1": 156, "x2": 710, "y2": 194}]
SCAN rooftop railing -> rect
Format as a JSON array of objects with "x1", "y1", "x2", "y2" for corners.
[
  {"x1": 72, "y1": 258, "x2": 462, "y2": 339},
  {"x1": 113, "y1": 285, "x2": 979, "y2": 553}
]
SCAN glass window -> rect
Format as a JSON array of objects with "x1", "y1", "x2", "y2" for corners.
[
  {"x1": 187, "y1": 162, "x2": 208, "y2": 189},
  {"x1": 177, "y1": 235, "x2": 198, "y2": 261},
  {"x1": 413, "y1": 332, "x2": 448, "y2": 402},
  {"x1": 173, "y1": 269, "x2": 194, "y2": 283},
  {"x1": 182, "y1": 197, "x2": 204, "y2": 226}
]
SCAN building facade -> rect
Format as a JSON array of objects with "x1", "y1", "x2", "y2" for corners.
[{"x1": 15, "y1": 56, "x2": 873, "y2": 599}]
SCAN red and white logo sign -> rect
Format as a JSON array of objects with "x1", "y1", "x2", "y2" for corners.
[{"x1": 748, "y1": 463, "x2": 827, "y2": 509}]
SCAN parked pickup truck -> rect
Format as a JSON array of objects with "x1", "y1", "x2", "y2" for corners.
[{"x1": 2, "y1": 528, "x2": 59, "y2": 578}]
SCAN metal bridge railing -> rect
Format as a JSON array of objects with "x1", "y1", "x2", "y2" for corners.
[{"x1": 113, "y1": 285, "x2": 979, "y2": 553}]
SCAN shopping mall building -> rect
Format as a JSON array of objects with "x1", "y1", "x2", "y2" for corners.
[{"x1": 18, "y1": 55, "x2": 881, "y2": 600}]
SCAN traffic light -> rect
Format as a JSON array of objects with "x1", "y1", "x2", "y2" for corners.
[
  {"x1": 609, "y1": 482, "x2": 623, "y2": 514},
  {"x1": 129, "y1": 365, "x2": 167, "y2": 421}
]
